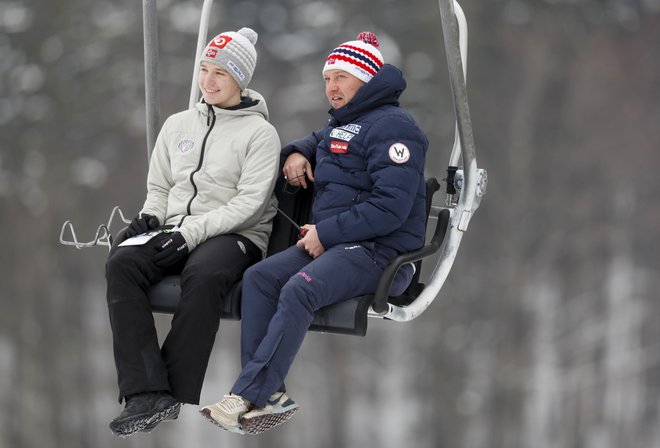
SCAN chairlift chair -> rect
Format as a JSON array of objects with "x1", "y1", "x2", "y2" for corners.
[{"x1": 60, "y1": 0, "x2": 487, "y2": 336}]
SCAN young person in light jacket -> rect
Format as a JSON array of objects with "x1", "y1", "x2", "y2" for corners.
[{"x1": 105, "y1": 27, "x2": 281, "y2": 437}]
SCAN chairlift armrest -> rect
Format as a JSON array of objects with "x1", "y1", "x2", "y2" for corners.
[{"x1": 371, "y1": 208, "x2": 451, "y2": 314}]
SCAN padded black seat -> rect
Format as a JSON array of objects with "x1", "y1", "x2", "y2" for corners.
[{"x1": 147, "y1": 175, "x2": 445, "y2": 336}]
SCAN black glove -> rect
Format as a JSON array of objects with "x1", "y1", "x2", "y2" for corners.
[
  {"x1": 126, "y1": 213, "x2": 160, "y2": 237},
  {"x1": 154, "y1": 232, "x2": 189, "y2": 267}
]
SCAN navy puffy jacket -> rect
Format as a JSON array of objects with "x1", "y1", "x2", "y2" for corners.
[{"x1": 281, "y1": 64, "x2": 428, "y2": 255}]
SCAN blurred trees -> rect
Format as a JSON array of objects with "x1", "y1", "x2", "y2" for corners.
[{"x1": 1, "y1": 0, "x2": 659, "y2": 447}]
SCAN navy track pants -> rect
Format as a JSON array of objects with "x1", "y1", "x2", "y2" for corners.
[{"x1": 230, "y1": 242, "x2": 410, "y2": 408}]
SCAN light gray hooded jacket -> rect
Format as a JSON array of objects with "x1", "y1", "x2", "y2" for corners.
[{"x1": 140, "y1": 89, "x2": 280, "y2": 255}]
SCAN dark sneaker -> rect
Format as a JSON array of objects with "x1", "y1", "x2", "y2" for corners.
[
  {"x1": 240, "y1": 392, "x2": 299, "y2": 435},
  {"x1": 140, "y1": 401, "x2": 181, "y2": 433},
  {"x1": 109, "y1": 391, "x2": 180, "y2": 437}
]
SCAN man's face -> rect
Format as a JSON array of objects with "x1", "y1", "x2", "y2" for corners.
[
  {"x1": 198, "y1": 61, "x2": 241, "y2": 108},
  {"x1": 324, "y1": 69, "x2": 365, "y2": 109}
]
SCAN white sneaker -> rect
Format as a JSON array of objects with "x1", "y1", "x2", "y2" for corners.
[
  {"x1": 241, "y1": 392, "x2": 299, "y2": 435},
  {"x1": 200, "y1": 394, "x2": 251, "y2": 434}
]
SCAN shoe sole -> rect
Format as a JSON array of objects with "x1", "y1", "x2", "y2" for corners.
[
  {"x1": 240, "y1": 407, "x2": 299, "y2": 435},
  {"x1": 111, "y1": 402, "x2": 180, "y2": 438},
  {"x1": 140, "y1": 404, "x2": 181, "y2": 433},
  {"x1": 110, "y1": 417, "x2": 150, "y2": 437},
  {"x1": 199, "y1": 408, "x2": 246, "y2": 435}
]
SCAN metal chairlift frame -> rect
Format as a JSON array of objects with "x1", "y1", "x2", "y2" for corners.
[{"x1": 60, "y1": 0, "x2": 486, "y2": 327}]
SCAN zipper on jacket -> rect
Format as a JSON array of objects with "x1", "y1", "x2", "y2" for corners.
[{"x1": 178, "y1": 103, "x2": 216, "y2": 226}]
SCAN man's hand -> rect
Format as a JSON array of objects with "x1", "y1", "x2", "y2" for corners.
[
  {"x1": 154, "y1": 232, "x2": 189, "y2": 267},
  {"x1": 283, "y1": 153, "x2": 314, "y2": 189},
  {"x1": 296, "y1": 225, "x2": 324, "y2": 258},
  {"x1": 126, "y1": 213, "x2": 159, "y2": 237}
]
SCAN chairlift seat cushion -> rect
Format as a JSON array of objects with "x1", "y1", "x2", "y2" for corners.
[{"x1": 147, "y1": 275, "x2": 371, "y2": 336}]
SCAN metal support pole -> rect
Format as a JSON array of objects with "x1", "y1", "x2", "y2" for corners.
[
  {"x1": 189, "y1": 0, "x2": 215, "y2": 109},
  {"x1": 143, "y1": 0, "x2": 160, "y2": 161},
  {"x1": 447, "y1": 1, "x2": 469, "y2": 168},
  {"x1": 439, "y1": 0, "x2": 477, "y2": 174}
]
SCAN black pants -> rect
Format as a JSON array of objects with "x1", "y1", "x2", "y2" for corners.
[{"x1": 105, "y1": 230, "x2": 261, "y2": 404}]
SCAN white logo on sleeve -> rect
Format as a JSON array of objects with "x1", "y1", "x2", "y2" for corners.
[{"x1": 388, "y1": 143, "x2": 410, "y2": 164}]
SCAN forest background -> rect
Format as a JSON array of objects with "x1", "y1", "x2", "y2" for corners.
[{"x1": 1, "y1": 0, "x2": 659, "y2": 447}]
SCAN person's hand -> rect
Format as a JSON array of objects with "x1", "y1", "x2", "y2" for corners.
[
  {"x1": 283, "y1": 153, "x2": 314, "y2": 189},
  {"x1": 126, "y1": 213, "x2": 159, "y2": 237},
  {"x1": 296, "y1": 225, "x2": 324, "y2": 258},
  {"x1": 154, "y1": 232, "x2": 189, "y2": 267}
]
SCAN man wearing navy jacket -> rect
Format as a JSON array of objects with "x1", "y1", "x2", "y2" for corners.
[{"x1": 200, "y1": 31, "x2": 429, "y2": 435}]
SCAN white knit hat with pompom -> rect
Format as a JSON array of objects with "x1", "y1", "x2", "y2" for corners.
[{"x1": 200, "y1": 27, "x2": 258, "y2": 90}]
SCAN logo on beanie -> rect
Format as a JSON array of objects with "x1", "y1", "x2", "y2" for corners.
[
  {"x1": 178, "y1": 138, "x2": 195, "y2": 154},
  {"x1": 227, "y1": 60, "x2": 245, "y2": 81},
  {"x1": 205, "y1": 48, "x2": 218, "y2": 58},
  {"x1": 210, "y1": 35, "x2": 233, "y2": 49},
  {"x1": 388, "y1": 143, "x2": 410, "y2": 164}
]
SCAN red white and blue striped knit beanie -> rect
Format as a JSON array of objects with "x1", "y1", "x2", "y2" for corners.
[
  {"x1": 322, "y1": 31, "x2": 384, "y2": 83},
  {"x1": 200, "y1": 27, "x2": 258, "y2": 91}
]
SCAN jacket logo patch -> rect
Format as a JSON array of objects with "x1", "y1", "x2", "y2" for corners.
[
  {"x1": 388, "y1": 143, "x2": 410, "y2": 164},
  {"x1": 330, "y1": 141, "x2": 349, "y2": 154},
  {"x1": 178, "y1": 139, "x2": 195, "y2": 153},
  {"x1": 339, "y1": 124, "x2": 361, "y2": 134},
  {"x1": 329, "y1": 128, "x2": 355, "y2": 141}
]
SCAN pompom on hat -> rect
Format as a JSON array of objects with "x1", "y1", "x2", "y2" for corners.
[
  {"x1": 200, "y1": 27, "x2": 258, "y2": 90},
  {"x1": 322, "y1": 31, "x2": 384, "y2": 83}
]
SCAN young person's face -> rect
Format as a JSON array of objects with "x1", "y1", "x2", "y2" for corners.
[
  {"x1": 198, "y1": 61, "x2": 242, "y2": 108},
  {"x1": 324, "y1": 69, "x2": 365, "y2": 109}
]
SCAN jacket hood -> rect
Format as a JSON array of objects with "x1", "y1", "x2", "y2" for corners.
[
  {"x1": 195, "y1": 88, "x2": 270, "y2": 121},
  {"x1": 330, "y1": 64, "x2": 406, "y2": 125}
]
